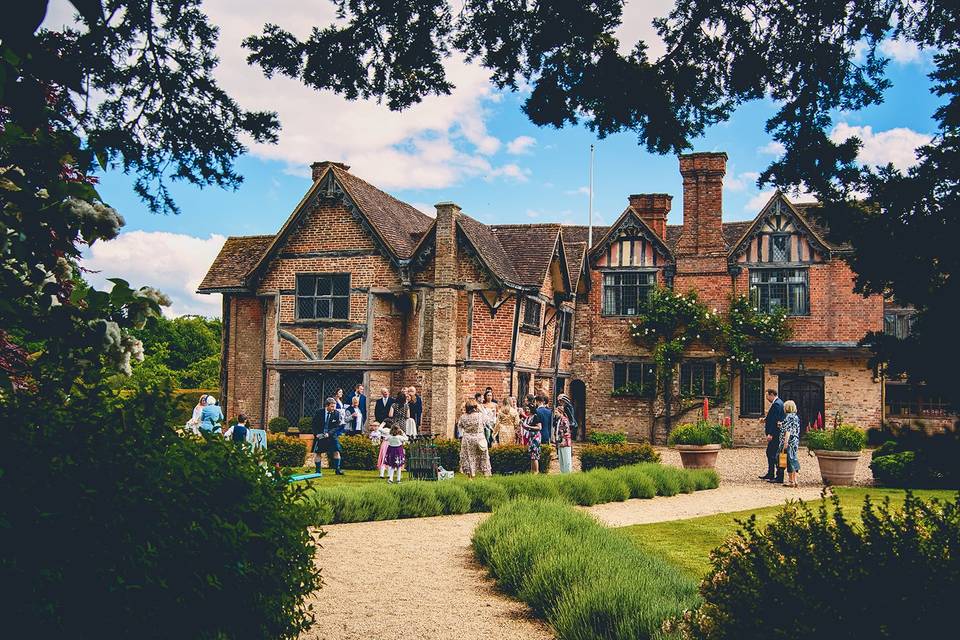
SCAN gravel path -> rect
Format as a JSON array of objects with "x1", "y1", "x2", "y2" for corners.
[{"x1": 304, "y1": 474, "x2": 833, "y2": 639}]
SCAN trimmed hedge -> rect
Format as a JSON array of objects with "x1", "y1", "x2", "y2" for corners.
[
  {"x1": 338, "y1": 435, "x2": 380, "y2": 470},
  {"x1": 266, "y1": 435, "x2": 307, "y2": 467},
  {"x1": 303, "y1": 462, "x2": 718, "y2": 525},
  {"x1": 473, "y1": 498, "x2": 699, "y2": 639},
  {"x1": 490, "y1": 443, "x2": 552, "y2": 474},
  {"x1": 588, "y1": 431, "x2": 628, "y2": 445},
  {"x1": 869, "y1": 428, "x2": 960, "y2": 488},
  {"x1": 579, "y1": 443, "x2": 660, "y2": 471},
  {"x1": 267, "y1": 416, "x2": 291, "y2": 434}
]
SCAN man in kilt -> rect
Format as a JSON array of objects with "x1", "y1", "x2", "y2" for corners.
[{"x1": 312, "y1": 397, "x2": 346, "y2": 476}]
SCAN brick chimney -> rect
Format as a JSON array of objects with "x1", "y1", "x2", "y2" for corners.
[
  {"x1": 429, "y1": 201, "x2": 461, "y2": 438},
  {"x1": 676, "y1": 152, "x2": 727, "y2": 255},
  {"x1": 310, "y1": 160, "x2": 351, "y2": 181},
  {"x1": 628, "y1": 193, "x2": 672, "y2": 240}
]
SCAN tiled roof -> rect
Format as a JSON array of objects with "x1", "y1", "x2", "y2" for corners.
[
  {"x1": 456, "y1": 214, "x2": 522, "y2": 285},
  {"x1": 333, "y1": 166, "x2": 433, "y2": 258},
  {"x1": 564, "y1": 241, "x2": 587, "y2": 287},
  {"x1": 198, "y1": 235, "x2": 274, "y2": 292},
  {"x1": 490, "y1": 224, "x2": 562, "y2": 287}
]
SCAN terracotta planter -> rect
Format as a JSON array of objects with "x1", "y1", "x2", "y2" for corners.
[
  {"x1": 674, "y1": 444, "x2": 721, "y2": 469},
  {"x1": 299, "y1": 433, "x2": 314, "y2": 453},
  {"x1": 812, "y1": 449, "x2": 861, "y2": 485}
]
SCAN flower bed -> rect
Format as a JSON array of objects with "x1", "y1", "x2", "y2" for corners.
[{"x1": 303, "y1": 463, "x2": 718, "y2": 525}]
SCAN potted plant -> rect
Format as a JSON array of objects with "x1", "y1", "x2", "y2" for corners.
[
  {"x1": 805, "y1": 423, "x2": 866, "y2": 485},
  {"x1": 668, "y1": 420, "x2": 729, "y2": 469}
]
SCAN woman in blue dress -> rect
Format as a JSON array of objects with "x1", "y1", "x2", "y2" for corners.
[
  {"x1": 780, "y1": 400, "x2": 801, "y2": 487},
  {"x1": 199, "y1": 395, "x2": 224, "y2": 433}
]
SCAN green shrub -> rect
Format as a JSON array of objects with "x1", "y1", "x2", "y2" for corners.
[
  {"x1": 338, "y1": 435, "x2": 379, "y2": 470},
  {"x1": 474, "y1": 499, "x2": 699, "y2": 640},
  {"x1": 489, "y1": 443, "x2": 552, "y2": 474},
  {"x1": 3, "y1": 385, "x2": 318, "y2": 638},
  {"x1": 868, "y1": 428, "x2": 960, "y2": 488},
  {"x1": 688, "y1": 468, "x2": 721, "y2": 490},
  {"x1": 433, "y1": 482, "x2": 471, "y2": 515},
  {"x1": 617, "y1": 465, "x2": 659, "y2": 499},
  {"x1": 580, "y1": 443, "x2": 660, "y2": 471},
  {"x1": 296, "y1": 416, "x2": 312, "y2": 433},
  {"x1": 635, "y1": 463, "x2": 682, "y2": 496},
  {"x1": 357, "y1": 485, "x2": 401, "y2": 521},
  {"x1": 169, "y1": 387, "x2": 219, "y2": 424},
  {"x1": 805, "y1": 423, "x2": 866, "y2": 451},
  {"x1": 668, "y1": 419, "x2": 730, "y2": 446},
  {"x1": 434, "y1": 438, "x2": 461, "y2": 470},
  {"x1": 462, "y1": 479, "x2": 509, "y2": 512},
  {"x1": 395, "y1": 482, "x2": 443, "y2": 518},
  {"x1": 494, "y1": 473, "x2": 562, "y2": 501},
  {"x1": 580, "y1": 468, "x2": 631, "y2": 502},
  {"x1": 588, "y1": 431, "x2": 628, "y2": 445},
  {"x1": 267, "y1": 416, "x2": 291, "y2": 434},
  {"x1": 870, "y1": 451, "x2": 917, "y2": 487},
  {"x1": 670, "y1": 493, "x2": 960, "y2": 639},
  {"x1": 266, "y1": 434, "x2": 308, "y2": 467},
  {"x1": 554, "y1": 474, "x2": 603, "y2": 505}
]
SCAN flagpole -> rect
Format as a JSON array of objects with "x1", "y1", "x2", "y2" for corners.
[{"x1": 587, "y1": 144, "x2": 594, "y2": 248}]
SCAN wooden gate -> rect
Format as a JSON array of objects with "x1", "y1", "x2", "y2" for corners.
[{"x1": 778, "y1": 376, "x2": 824, "y2": 435}]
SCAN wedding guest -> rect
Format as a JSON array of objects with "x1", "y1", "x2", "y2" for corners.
[
  {"x1": 374, "y1": 387, "x2": 393, "y2": 424},
  {"x1": 344, "y1": 395, "x2": 364, "y2": 435},
  {"x1": 199, "y1": 395, "x2": 224, "y2": 432},
  {"x1": 409, "y1": 385, "x2": 423, "y2": 429},
  {"x1": 759, "y1": 389, "x2": 786, "y2": 483},
  {"x1": 780, "y1": 400, "x2": 802, "y2": 488},
  {"x1": 311, "y1": 397, "x2": 346, "y2": 476},
  {"x1": 349, "y1": 383, "x2": 367, "y2": 426},
  {"x1": 495, "y1": 396, "x2": 521, "y2": 445},
  {"x1": 457, "y1": 399, "x2": 492, "y2": 478},
  {"x1": 553, "y1": 406, "x2": 573, "y2": 473},
  {"x1": 383, "y1": 422, "x2": 409, "y2": 483}
]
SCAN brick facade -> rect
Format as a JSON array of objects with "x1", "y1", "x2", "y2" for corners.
[{"x1": 201, "y1": 153, "x2": 884, "y2": 443}]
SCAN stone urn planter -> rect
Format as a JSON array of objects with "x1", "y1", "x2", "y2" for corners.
[
  {"x1": 674, "y1": 444, "x2": 722, "y2": 469},
  {"x1": 811, "y1": 449, "x2": 860, "y2": 485}
]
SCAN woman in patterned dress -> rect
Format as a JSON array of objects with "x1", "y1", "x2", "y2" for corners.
[
  {"x1": 780, "y1": 400, "x2": 801, "y2": 487},
  {"x1": 457, "y1": 399, "x2": 492, "y2": 478}
]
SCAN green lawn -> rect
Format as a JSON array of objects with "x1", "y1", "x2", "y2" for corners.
[
  {"x1": 287, "y1": 467, "x2": 389, "y2": 487},
  {"x1": 620, "y1": 487, "x2": 957, "y2": 580}
]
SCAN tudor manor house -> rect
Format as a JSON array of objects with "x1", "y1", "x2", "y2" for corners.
[{"x1": 200, "y1": 152, "x2": 936, "y2": 445}]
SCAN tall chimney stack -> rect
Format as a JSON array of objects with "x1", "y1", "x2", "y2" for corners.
[
  {"x1": 628, "y1": 193, "x2": 672, "y2": 240},
  {"x1": 676, "y1": 152, "x2": 727, "y2": 255}
]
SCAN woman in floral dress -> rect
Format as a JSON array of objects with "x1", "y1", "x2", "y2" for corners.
[
  {"x1": 495, "y1": 396, "x2": 520, "y2": 445},
  {"x1": 780, "y1": 400, "x2": 801, "y2": 487},
  {"x1": 457, "y1": 399, "x2": 492, "y2": 478}
]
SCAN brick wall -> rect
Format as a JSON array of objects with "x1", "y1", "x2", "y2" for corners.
[{"x1": 224, "y1": 295, "x2": 266, "y2": 427}]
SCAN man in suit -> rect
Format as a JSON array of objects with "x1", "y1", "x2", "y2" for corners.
[
  {"x1": 534, "y1": 394, "x2": 553, "y2": 444},
  {"x1": 349, "y1": 383, "x2": 367, "y2": 427},
  {"x1": 312, "y1": 397, "x2": 346, "y2": 476},
  {"x1": 409, "y1": 385, "x2": 423, "y2": 428},
  {"x1": 373, "y1": 387, "x2": 393, "y2": 424},
  {"x1": 759, "y1": 388, "x2": 786, "y2": 483}
]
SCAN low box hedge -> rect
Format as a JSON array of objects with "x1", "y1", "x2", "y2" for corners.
[
  {"x1": 579, "y1": 443, "x2": 660, "y2": 471},
  {"x1": 587, "y1": 431, "x2": 628, "y2": 445},
  {"x1": 266, "y1": 435, "x2": 308, "y2": 468},
  {"x1": 490, "y1": 443, "x2": 552, "y2": 474},
  {"x1": 338, "y1": 435, "x2": 380, "y2": 470}
]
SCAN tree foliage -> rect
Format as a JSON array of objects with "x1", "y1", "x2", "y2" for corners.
[{"x1": 244, "y1": 0, "x2": 960, "y2": 404}]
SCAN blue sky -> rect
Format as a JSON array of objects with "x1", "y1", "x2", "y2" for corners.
[{"x1": 73, "y1": 0, "x2": 941, "y2": 317}]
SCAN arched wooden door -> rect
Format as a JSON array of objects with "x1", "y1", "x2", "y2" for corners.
[
  {"x1": 778, "y1": 376, "x2": 824, "y2": 435},
  {"x1": 570, "y1": 379, "x2": 587, "y2": 440}
]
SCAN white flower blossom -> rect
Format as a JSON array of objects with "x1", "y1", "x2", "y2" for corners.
[{"x1": 62, "y1": 197, "x2": 125, "y2": 244}]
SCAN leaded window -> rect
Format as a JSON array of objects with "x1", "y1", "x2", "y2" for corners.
[
  {"x1": 612, "y1": 362, "x2": 657, "y2": 397},
  {"x1": 884, "y1": 310, "x2": 916, "y2": 339},
  {"x1": 602, "y1": 271, "x2": 655, "y2": 316},
  {"x1": 296, "y1": 273, "x2": 350, "y2": 320},
  {"x1": 770, "y1": 234, "x2": 790, "y2": 262},
  {"x1": 749, "y1": 268, "x2": 809, "y2": 316},
  {"x1": 885, "y1": 383, "x2": 950, "y2": 418},
  {"x1": 560, "y1": 310, "x2": 574, "y2": 347},
  {"x1": 680, "y1": 361, "x2": 717, "y2": 397},
  {"x1": 740, "y1": 368, "x2": 764, "y2": 417},
  {"x1": 522, "y1": 297, "x2": 542, "y2": 333}
]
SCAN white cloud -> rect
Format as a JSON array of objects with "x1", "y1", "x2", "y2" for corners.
[
  {"x1": 410, "y1": 202, "x2": 437, "y2": 217},
  {"x1": 506, "y1": 135, "x2": 537, "y2": 155},
  {"x1": 616, "y1": 0, "x2": 673, "y2": 59},
  {"x1": 487, "y1": 163, "x2": 531, "y2": 182},
  {"x1": 744, "y1": 185, "x2": 816, "y2": 214},
  {"x1": 758, "y1": 141, "x2": 786, "y2": 157},
  {"x1": 81, "y1": 231, "x2": 227, "y2": 317},
  {"x1": 565, "y1": 186, "x2": 591, "y2": 196},
  {"x1": 526, "y1": 209, "x2": 541, "y2": 218},
  {"x1": 725, "y1": 171, "x2": 760, "y2": 192},
  {"x1": 879, "y1": 38, "x2": 922, "y2": 64},
  {"x1": 830, "y1": 123, "x2": 931, "y2": 171},
  {"x1": 46, "y1": 0, "x2": 523, "y2": 191}
]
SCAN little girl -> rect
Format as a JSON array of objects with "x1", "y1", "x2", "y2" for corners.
[
  {"x1": 375, "y1": 419, "x2": 393, "y2": 478},
  {"x1": 383, "y1": 423, "x2": 409, "y2": 483},
  {"x1": 553, "y1": 407, "x2": 573, "y2": 473}
]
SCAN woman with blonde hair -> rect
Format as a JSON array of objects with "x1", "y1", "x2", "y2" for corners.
[
  {"x1": 780, "y1": 400, "x2": 801, "y2": 487},
  {"x1": 495, "y1": 396, "x2": 521, "y2": 445}
]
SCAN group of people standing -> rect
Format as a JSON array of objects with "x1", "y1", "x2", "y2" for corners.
[
  {"x1": 759, "y1": 388, "x2": 801, "y2": 487},
  {"x1": 456, "y1": 389, "x2": 579, "y2": 478}
]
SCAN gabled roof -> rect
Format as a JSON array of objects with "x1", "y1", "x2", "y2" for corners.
[
  {"x1": 456, "y1": 214, "x2": 523, "y2": 287},
  {"x1": 563, "y1": 240, "x2": 587, "y2": 289},
  {"x1": 490, "y1": 224, "x2": 565, "y2": 288},
  {"x1": 728, "y1": 190, "x2": 838, "y2": 259},
  {"x1": 197, "y1": 235, "x2": 274, "y2": 292},
  {"x1": 586, "y1": 206, "x2": 675, "y2": 263}
]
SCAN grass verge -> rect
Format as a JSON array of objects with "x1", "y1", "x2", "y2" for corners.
[
  {"x1": 621, "y1": 487, "x2": 957, "y2": 579},
  {"x1": 473, "y1": 498, "x2": 698, "y2": 640},
  {"x1": 303, "y1": 463, "x2": 719, "y2": 525}
]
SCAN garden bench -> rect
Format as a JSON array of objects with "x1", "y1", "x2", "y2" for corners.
[{"x1": 287, "y1": 472, "x2": 323, "y2": 483}]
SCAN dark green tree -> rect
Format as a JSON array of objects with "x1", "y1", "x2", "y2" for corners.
[{"x1": 244, "y1": 0, "x2": 959, "y2": 404}]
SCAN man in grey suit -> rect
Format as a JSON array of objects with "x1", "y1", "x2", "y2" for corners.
[{"x1": 759, "y1": 389, "x2": 785, "y2": 483}]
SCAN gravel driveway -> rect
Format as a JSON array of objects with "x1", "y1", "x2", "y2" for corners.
[{"x1": 301, "y1": 449, "x2": 851, "y2": 640}]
